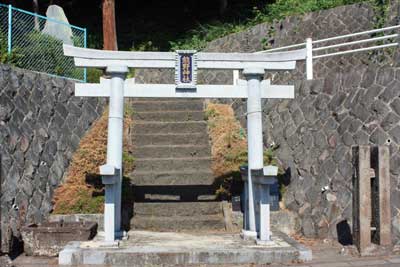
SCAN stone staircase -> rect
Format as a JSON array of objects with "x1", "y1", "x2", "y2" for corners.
[{"x1": 128, "y1": 99, "x2": 226, "y2": 232}]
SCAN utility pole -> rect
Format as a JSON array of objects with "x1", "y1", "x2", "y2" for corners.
[{"x1": 102, "y1": 0, "x2": 118, "y2": 51}]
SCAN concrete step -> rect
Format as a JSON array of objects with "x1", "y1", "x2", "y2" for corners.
[
  {"x1": 131, "y1": 214, "x2": 226, "y2": 231},
  {"x1": 134, "y1": 202, "x2": 223, "y2": 217},
  {"x1": 131, "y1": 100, "x2": 204, "y2": 112},
  {"x1": 129, "y1": 170, "x2": 215, "y2": 185},
  {"x1": 132, "y1": 133, "x2": 210, "y2": 146},
  {"x1": 133, "y1": 110, "x2": 205, "y2": 122},
  {"x1": 134, "y1": 157, "x2": 211, "y2": 172},
  {"x1": 133, "y1": 121, "x2": 208, "y2": 134},
  {"x1": 134, "y1": 145, "x2": 210, "y2": 158}
]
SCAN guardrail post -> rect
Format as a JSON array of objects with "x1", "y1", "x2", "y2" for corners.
[
  {"x1": 233, "y1": 70, "x2": 239, "y2": 85},
  {"x1": 306, "y1": 38, "x2": 313, "y2": 80},
  {"x1": 7, "y1": 5, "x2": 12, "y2": 55},
  {"x1": 83, "y1": 28, "x2": 87, "y2": 82}
]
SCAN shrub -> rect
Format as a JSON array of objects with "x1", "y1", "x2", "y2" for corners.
[
  {"x1": 15, "y1": 31, "x2": 75, "y2": 77},
  {"x1": 0, "y1": 30, "x2": 21, "y2": 64}
]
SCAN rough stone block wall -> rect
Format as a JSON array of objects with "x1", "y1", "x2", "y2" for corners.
[
  {"x1": 0, "y1": 65, "x2": 106, "y2": 253},
  {"x1": 263, "y1": 66, "x2": 400, "y2": 242}
]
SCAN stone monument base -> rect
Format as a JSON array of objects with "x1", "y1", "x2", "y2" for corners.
[{"x1": 59, "y1": 230, "x2": 311, "y2": 266}]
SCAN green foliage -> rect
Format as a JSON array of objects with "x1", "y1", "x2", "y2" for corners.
[
  {"x1": 204, "y1": 107, "x2": 218, "y2": 120},
  {"x1": 87, "y1": 68, "x2": 103, "y2": 83},
  {"x1": 123, "y1": 151, "x2": 135, "y2": 167},
  {"x1": 87, "y1": 34, "x2": 103, "y2": 49},
  {"x1": 132, "y1": 40, "x2": 159, "y2": 52},
  {"x1": 258, "y1": 0, "x2": 366, "y2": 22},
  {"x1": 124, "y1": 105, "x2": 135, "y2": 117},
  {"x1": 0, "y1": 30, "x2": 20, "y2": 64},
  {"x1": 170, "y1": 0, "x2": 374, "y2": 50},
  {"x1": 56, "y1": 189, "x2": 104, "y2": 214},
  {"x1": 170, "y1": 22, "x2": 248, "y2": 51},
  {"x1": 370, "y1": 0, "x2": 391, "y2": 29}
]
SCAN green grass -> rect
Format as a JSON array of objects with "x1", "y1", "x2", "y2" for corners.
[{"x1": 55, "y1": 189, "x2": 105, "y2": 214}]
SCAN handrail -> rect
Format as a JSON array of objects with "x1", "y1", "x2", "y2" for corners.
[
  {"x1": 231, "y1": 24, "x2": 400, "y2": 83},
  {"x1": 313, "y1": 24, "x2": 400, "y2": 44},
  {"x1": 313, "y1": 42, "x2": 399, "y2": 59},
  {"x1": 258, "y1": 24, "x2": 400, "y2": 54},
  {"x1": 313, "y1": 34, "x2": 398, "y2": 51}
]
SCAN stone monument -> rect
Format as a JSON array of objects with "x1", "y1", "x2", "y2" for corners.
[{"x1": 42, "y1": 5, "x2": 73, "y2": 45}]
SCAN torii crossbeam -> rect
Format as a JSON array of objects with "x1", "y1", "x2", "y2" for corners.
[{"x1": 63, "y1": 45, "x2": 307, "y2": 243}]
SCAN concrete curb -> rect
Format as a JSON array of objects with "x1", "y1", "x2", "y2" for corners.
[
  {"x1": 275, "y1": 230, "x2": 313, "y2": 262},
  {"x1": 58, "y1": 231, "x2": 312, "y2": 266}
]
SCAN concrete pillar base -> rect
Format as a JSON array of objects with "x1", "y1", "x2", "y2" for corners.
[
  {"x1": 241, "y1": 230, "x2": 257, "y2": 241},
  {"x1": 116, "y1": 231, "x2": 127, "y2": 239},
  {"x1": 97, "y1": 231, "x2": 127, "y2": 241},
  {"x1": 256, "y1": 239, "x2": 275, "y2": 246}
]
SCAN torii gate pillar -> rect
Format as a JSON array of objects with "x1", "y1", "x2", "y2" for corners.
[
  {"x1": 101, "y1": 66, "x2": 128, "y2": 242},
  {"x1": 242, "y1": 68, "x2": 265, "y2": 239}
]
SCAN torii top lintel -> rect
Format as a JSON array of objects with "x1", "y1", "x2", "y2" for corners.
[{"x1": 63, "y1": 45, "x2": 306, "y2": 70}]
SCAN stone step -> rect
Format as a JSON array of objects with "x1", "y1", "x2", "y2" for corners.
[
  {"x1": 133, "y1": 145, "x2": 210, "y2": 158},
  {"x1": 134, "y1": 202, "x2": 223, "y2": 217},
  {"x1": 130, "y1": 98, "x2": 202, "y2": 102},
  {"x1": 133, "y1": 121, "x2": 208, "y2": 134},
  {"x1": 129, "y1": 170, "x2": 215, "y2": 185},
  {"x1": 134, "y1": 157, "x2": 212, "y2": 172},
  {"x1": 131, "y1": 214, "x2": 226, "y2": 231},
  {"x1": 132, "y1": 133, "x2": 210, "y2": 146},
  {"x1": 133, "y1": 110, "x2": 205, "y2": 122},
  {"x1": 130, "y1": 100, "x2": 204, "y2": 112},
  {"x1": 132, "y1": 183, "x2": 218, "y2": 202}
]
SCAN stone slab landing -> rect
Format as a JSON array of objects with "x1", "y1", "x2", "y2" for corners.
[{"x1": 59, "y1": 230, "x2": 312, "y2": 266}]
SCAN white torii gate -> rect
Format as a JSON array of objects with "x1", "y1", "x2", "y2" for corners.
[{"x1": 63, "y1": 45, "x2": 307, "y2": 243}]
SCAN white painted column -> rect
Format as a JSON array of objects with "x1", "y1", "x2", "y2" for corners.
[
  {"x1": 104, "y1": 182, "x2": 116, "y2": 242},
  {"x1": 104, "y1": 65, "x2": 128, "y2": 241},
  {"x1": 259, "y1": 185, "x2": 271, "y2": 242},
  {"x1": 306, "y1": 38, "x2": 313, "y2": 80},
  {"x1": 242, "y1": 68, "x2": 265, "y2": 240},
  {"x1": 233, "y1": 70, "x2": 239, "y2": 85}
]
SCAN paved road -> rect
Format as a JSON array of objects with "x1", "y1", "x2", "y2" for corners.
[
  {"x1": 10, "y1": 240, "x2": 400, "y2": 267},
  {"x1": 11, "y1": 255, "x2": 400, "y2": 267}
]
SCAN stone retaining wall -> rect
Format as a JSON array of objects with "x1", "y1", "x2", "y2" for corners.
[
  {"x1": 0, "y1": 65, "x2": 106, "y2": 253},
  {"x1": 263, "y1": 66, "x2": 400, "y2": 242}
]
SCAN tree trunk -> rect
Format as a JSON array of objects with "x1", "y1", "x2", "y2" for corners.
[
  {"x1": 102, "y1": 0, "x2": 118, "y2": 50},
  {"x1": 33, "y1": 0, "x2": 40, "y2": 30},
  {"x1": 219, "y1": 0, "x2": 228, "y2": 17}
]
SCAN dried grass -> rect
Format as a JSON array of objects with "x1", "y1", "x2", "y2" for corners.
[
  {"x1": 52, "y1": 108, "x2": 134, "y2": 214},
  {"x1": 206, "y1": 103, "x2": 248, "y2": 198}
]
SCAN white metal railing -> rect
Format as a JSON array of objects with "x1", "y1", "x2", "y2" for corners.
[{"x1": 233, "y1": 24, "x2": 400, "y2": 83}]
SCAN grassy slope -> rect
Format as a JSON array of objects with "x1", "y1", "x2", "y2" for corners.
[
  {"x1": 52, "y1": 109, "x2": 134, "y2": 214},
  {"x1": 170, "y1": 0, "x2": 370, "y2": 50}
]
